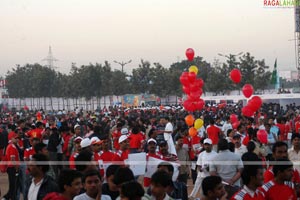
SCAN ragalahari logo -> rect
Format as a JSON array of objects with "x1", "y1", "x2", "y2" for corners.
[{"x1": 264, "y1": 0, "x2": 300, "y2": 8}]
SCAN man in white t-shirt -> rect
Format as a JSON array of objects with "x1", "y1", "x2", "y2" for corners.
[
  {"x1": 189, "y1": 138, "x2": 217, "y2": 198},
  {"x1": 233, "y1": 134, "x2": 247, "y2": 157},
  {"x1": 74, "y1": 170, "x2": 111, "y2": 200},
  {"x1": 222, "y1": 116, "x2": 232, "y2": 136},
  {"x1": 159, "y1": 116, "x2": 177, "y2": 156}
]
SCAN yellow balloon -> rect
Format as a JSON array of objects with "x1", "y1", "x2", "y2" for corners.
[
  {"x1": 194, "y1": 119, "x2": 204, "y2": 129},
  {"x1": 189, "y1": 65, "x2": 198, "y2": 75}
]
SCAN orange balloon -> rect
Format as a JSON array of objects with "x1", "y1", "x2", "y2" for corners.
[
  {"x1": 185, "y1": 114, "x2": 195, "y2": 126},
  {"x1": 189, "y1": 127, "x2": 197, "y2": 137}
]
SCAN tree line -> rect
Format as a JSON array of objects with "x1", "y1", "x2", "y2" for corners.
[{"x1": 5, "y1": 52, "x2": 276, "y2": 99}]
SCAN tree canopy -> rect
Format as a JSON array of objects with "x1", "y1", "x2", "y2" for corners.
[{"x1": 5, "y1": 52, "x2": 275, "y2": 98}]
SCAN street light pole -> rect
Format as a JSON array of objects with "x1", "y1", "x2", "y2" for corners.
[{"x1": 114, "y1": 60, "x2": 132, "y2": 73}]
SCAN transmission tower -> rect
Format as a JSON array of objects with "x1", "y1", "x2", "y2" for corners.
[{"x1": 42, "y1": 46, "x2": 58, "y2": 69}]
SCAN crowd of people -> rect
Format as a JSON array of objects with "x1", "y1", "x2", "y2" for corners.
[{"x1": 0, "y1": 101, "x2": 299, "y2": 200}]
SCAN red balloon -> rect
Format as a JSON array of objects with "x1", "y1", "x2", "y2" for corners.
[
  {"x1": 232, "y1": 121, "x2": 240, "y2": 129},
  {"x1": 179, "y1": 72, "x2": 190, "y2": 86},
  {"x1": 242, "y1": 106, "x2": 254, "y2": 117},
  {"x1": 230, "y1": 114, "x2": 238, "y2": 123},
  {"x1": 248, "y1": 96, "x2": 262, "y2": 112},
  {"x1": 188, "y1": 72, "x2": 197, "y2": 83},
  {"x1": 257, "y1": 129, "x2": 268, "y2": 144},
  {"x1": 242, "y1": 84, "x2": 254, "y2": 98},
  {"x1": 189, "y1": 90, "x2": 202, "y2": 100},
  {"x1": 182, "y1": 86, "x2": 191, "y2": 94},
  {"x1": 195, "y1": 99, "x2": 205, "y2": 110},
  {"x1": 186, "y1": 48, "x2": 195, "y2": 61},
  {"x1": 230, "y1": 68, "x2": 242, "y2": 84},
  {"x1": 183, "y1": 99, "x2": 196, "y2": 112},
  {"x1": 189, "y1": 83, "x2": 199, "y2": 92},
  {"x1": 195, "y1": 78, "x2": 204, "y2": 88}
]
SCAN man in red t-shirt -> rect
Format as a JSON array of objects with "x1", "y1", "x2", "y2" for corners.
[
  {"x1": 295, "y1": 120, "x2": 300, "y2": 134},
  {"x1": 231, "y1": 163, "x2": 265, "y2": 200},
  {"x1": 260, "y1": 158, "x2": 297, "y2": 200},
  {"x1": 69, "y1": 136, "x2": 82, "y2": 169},
  {"x1": 206, "y1": 119, "x2": 222, "y2": 151},
  {"x1": 264, "y1": 141, "x2": 300, "y2": 185},
  {"x1": 24, "y1": 137, "x2": 40, "y2": 161},
  {"x1": 26, "y1": 122, "x2": 44, "y2": 140},
  {"x1": 112, "y1": 123, "x2": 122, "y2": 151},
  {"x1": 3, "y1": 131, "x2": 20, "y2": 200}
]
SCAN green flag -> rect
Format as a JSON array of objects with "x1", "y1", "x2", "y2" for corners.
[{"x1": 271, "y1": 59, "x2": 277, "y2": 85}]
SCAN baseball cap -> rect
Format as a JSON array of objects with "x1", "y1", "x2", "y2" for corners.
[
  {"x1": 74, "y1": 124, "x2": 81, "y2": 130},
  {"x1": 121, "y1": 128, "x2": 129, "y2": 135},
  {"x1": 80, "y1": 138, "x2": 91, "y2": 148},
  {"x1": 91, "y1": 137, "x2": 102, "y2": 145},
  {"x1": 74, "y1": 136, "x2": 83, "y2": 143},
  {"x1": 203, "y1": 138, "x2": 212, "y2": 145},
  {"x1": 8, "y1": 132, "x2": 19, "y2": 141},
  {"x1": 118, "y1": 135, "x2": 128, "y2": 144},
  {"x1": 147, "y1": 138, "x2": 157, "y2": 144}
]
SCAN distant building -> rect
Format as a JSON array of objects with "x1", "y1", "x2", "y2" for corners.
[{"x1": 278, "y1": 70, "x2": 298, "y2": 81}]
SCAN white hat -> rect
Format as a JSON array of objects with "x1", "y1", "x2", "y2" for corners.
[
  {"x1": 121, "y1": 128, "x2": 129, "y2": 135},
  {"x1": 118, "y1": 135, "x2": 128, "y2": 144},
  {"x1": 91, "y1": 137, "x2": 102, "y2": 145},
  {"x1": 147, "y1": 138, "x2": 157, "y2": 144},
  {"x1": 80, "y1": 138, "x2": 91, "y2": 148},
  {"x1": 74, "y1": 124, "x2": 81, "y2": 130},
  {"x1": 203, "y1": 138, "x2": 212, "y2": 145},
  {"x1": 74, "y1": 136, "x2": 83, "y2": 142}
]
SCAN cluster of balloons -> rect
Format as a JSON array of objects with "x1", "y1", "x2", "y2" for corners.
[
  {"x1": 180, "y1": 48, "x2": 205, "y2": 112},
  {"x1": 242, "y1": 96, "x2": 263, "y2": 117},
  {"x1": 229, "y1": 68, "x2": 263, "y2": 118},
  {"x1": 185, "y1": 114, "x2": 204, "y2": 137}
]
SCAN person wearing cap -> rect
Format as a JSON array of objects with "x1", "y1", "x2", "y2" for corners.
[
  {"x1": 91, "y1": 137, "x2": 102, "y2": 161},
  {"x1": 80, "y1": 138, "x2": 92, "y2": 153},
  {"x1": 157, "y1": 140, "x2": 178, "y2": 162},
  {"x1": 233, "y1": 134, "x2": 247, "y2": 157},
  {"x1": 3, "y1": 131, "x2": 20, "y2": 200},
  {"x1": 144, "y1": 138, "x2": 160, "y2": 188},
  {"x1": 68, "y1": 124, "x2": 82, "y2": 155},
  {"x1": 112, "y1": 135, "x2": 129, "y2": 164},
  {"x1": 69, "y1": 136, "x2": 82, "y2": 169},
  {"x1": 189, "y1": 138, "x2": 217, "y2": 199}
]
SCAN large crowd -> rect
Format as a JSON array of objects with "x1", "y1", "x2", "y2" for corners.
[{"x1": 0, "y1": 101, "x2": 299, "y2": 200}]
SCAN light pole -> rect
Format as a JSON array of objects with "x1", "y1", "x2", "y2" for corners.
[{"x1": 114, "y1": 60, "x2": 132, "y2": 73}]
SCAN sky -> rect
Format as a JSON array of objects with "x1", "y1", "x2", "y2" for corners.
[{"x1": 0, "y1": 0, "x2": 297, "y2": 76}]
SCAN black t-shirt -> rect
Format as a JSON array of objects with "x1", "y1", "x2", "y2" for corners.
[{"x1": 102, "y1": 183, "x2": 119, "y2": 200}]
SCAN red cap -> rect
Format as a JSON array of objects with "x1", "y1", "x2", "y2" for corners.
[{"x1": 8, "y1": 132, "x2": 19, "y2": 141}]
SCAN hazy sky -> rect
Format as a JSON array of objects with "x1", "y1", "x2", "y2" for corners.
[{"x1": 0, "y1": 0, "x2": 297, "y2": 76}]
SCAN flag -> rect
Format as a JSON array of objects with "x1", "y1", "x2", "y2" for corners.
[{"x1": 270, "y1": 59, "x2": 277, "y2": 85}]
